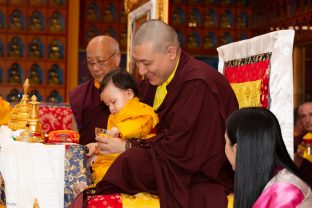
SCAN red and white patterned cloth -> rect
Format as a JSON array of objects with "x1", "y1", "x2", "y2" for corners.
[
  {"x1": 217, "y1": 29, "x2": 295, "y2": 157},
  {"x1": 87, "y1": 194, "x2": 122, "y2": 208},
  {"x1": 38, "y1": 104, "x2": 73, "y2": 134}
]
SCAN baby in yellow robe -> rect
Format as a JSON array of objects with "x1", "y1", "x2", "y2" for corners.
[{"x1": 86, "y1": 69, "x2": 159, "y2": 185}]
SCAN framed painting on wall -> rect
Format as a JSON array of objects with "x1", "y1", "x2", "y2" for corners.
[{"x1": 126, "y1": 0, "x2": 168, "y2": 77}]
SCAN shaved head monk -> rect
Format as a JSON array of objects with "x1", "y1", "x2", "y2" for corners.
[
  {"x1": 69, "y1": 35, "x2": 121, "y2": 145},
  {"x1": 93, "y1": 20, "x2": 239, "y2": 207}
]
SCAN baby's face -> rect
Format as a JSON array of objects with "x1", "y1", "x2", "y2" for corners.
[{"x1": 100, "y1": 81, "x2": 133, "y2": 114}]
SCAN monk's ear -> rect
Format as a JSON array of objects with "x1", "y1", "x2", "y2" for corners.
[
  {"x1": 167, "y1": 46, "x2": 177, "y2": 60},
  {"x1": 114, "y1": 51, "x2": 121, "y2": 67}
]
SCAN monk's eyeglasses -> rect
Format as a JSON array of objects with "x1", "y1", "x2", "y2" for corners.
[{"x1": 87, "y1": 51, "x2": 118, "y2": 68}]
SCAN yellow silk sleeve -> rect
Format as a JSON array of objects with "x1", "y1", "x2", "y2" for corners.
[
  {"x1": 116, "y1": 116, "x2": 155, "y2": 139},
  {"x1": 121, "y1": 192, "x2": 160, "y2": 208},
  {"x1": 227, "y1": 193, "x2": 234, "y2": 208}
]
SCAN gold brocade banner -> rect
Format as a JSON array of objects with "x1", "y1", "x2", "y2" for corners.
[{"x1": 230, "y1": 80, "x2": 262, "y2": 108}]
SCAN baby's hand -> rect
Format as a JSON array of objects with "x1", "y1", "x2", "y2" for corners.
[
  {"x1": 87, "y1": 155, "x2": 97, "y2": 168},
  {"x1": 85, "y1": 142, "x2": 98, "y2": 156},
  {"x1": 109, "y1": 127, "x2": 120, "y2": 138}
]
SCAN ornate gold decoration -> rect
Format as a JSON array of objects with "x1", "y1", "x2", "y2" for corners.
[
  {"x1": 8, "y1": 79, "x2": 31, "y2": 130},
  {"x1": 27, "y1": 95, "x2": 44, "y2": 142},
  {"x1": 7, "y1": 79, "x2": 44, "y2": 142},
  {"x1": 124, "y1": 0, "x2": 149, "y2": 13},
  {"x1": 125, "y1": 0, "x2": 169, "y2": 73},
  {"x1": 156, "y1": 0, "x2": 169, "y2": 23},
  {"x1": 33, "y1": 198, "x2": 40, "y2": 208}
]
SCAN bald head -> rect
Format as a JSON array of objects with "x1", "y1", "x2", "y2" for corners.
[
  {"x1": 299, "y1": 101, "x2": 312, "y2": 132},
  {"x1": 299, "y1": 102, "x2": 312, "y2": 115},
  {"x1": 87, "y1": 35, "x2": 120, "y2": 55},
  {"x1": 133, "y1": 20, "x2": 180, "y2": 53},
  {"x1": 86, "y1": 35, "x2": 121, "y2": 83}
]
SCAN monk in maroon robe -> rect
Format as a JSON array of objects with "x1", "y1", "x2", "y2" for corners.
[
  {"x1": 94, "y1": 20, "x2": 238, "y2": 207},
  {"x1": 295, "y1": 102, "x2": 312, "y2": 187},
  {"x1": 69, "y1": 35, "x2": 121, "y2": 145}
]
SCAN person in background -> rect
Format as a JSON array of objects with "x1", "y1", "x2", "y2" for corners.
[
  {"x1": 94, "y1": 20, "x2": 238, "y2": 207},
  {"x1": 295, "y1": 101, "x2": 312, "y2": 187},
  {"x1": 299, "y1": 102, "x2": 312, "y2": 135},
  {"x1": 69, "y1": 35, "x2": 121, "y2": 145},
  {"x1": 86, "y1": 69, "x2": 158, "y2": 185},
  {"x1": 225, "y1": 107, "x2": 312, "y2": 208}
]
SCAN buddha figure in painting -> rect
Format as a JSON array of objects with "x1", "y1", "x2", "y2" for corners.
[
  {"x1": 204, "y1": 12, "x2": 215, "y2": 27},
  {"x1": 7, "y1": 89, "x2": 21, "y2": 103},
  {"x1": 8, "y1": 63, "x2": 22, "y2": 84},
  {"x1": 10, "y1": 9, "x2": 24, "y2": 30},
  {"x1": 29, "y1": 38, "x2": 43, "y2": 58},
  {"x1": 103, "y1": 5, "x2": 114, "y2": 22},
  {"x1": 49, "y1": 11, "x2": 63, "y2": 32},
  {"x1": 48, "y1": 40, "x2": 62, "y2": 59},
  {"x1": 203, "y1": 35, "x2": 213, "y2": 49},
  {"x1": 50, "y1": 0, "x2": 63, "y2": 6},
  {"x1": 47, "y1": 90, "x2": 60, "y2": 103},
  {"x1": 188, "y1": 34, "x2": 198, "y2": 49},
  {"x1": 9, "y1": 36, "x2": 23, "y2": 58},
  {"x1": 48, "y1": 64, "x2": 61, "y2": 85},
  {"x1": 87, "y1": 2, "x2": 98, "y2": 21},
  {"x1": 30, "y1": 10, "x2": 44, "y2": 31},
  {"x1": 29, "y1": 64, "x2": 41, "y2": 84}
]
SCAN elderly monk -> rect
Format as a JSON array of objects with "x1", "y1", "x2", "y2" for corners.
[
  {"x1": 94, "y1": 20, "x2": 238, "y2": 208},
  {"x1": 69, "y1": 35, "x2": 121, "y2": 145},
  {"x1": 296, "y1": 101, "x2": 312, "y2": 187}
]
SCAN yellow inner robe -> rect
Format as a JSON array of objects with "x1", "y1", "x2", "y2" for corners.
[{"x1": 92, "y1": 97, "x2": 159, "y2": 185}]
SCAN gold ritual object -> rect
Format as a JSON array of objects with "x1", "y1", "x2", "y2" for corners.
[
  {"x1": 33, "y1": 198, "x2": 40, "y2": 208},
  {"x1": 7, "y1": 78, "x2": 44, "y2": 142}
]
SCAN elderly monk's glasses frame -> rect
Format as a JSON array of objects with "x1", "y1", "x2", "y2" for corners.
[{"x1": 86, "y1": 51, "x2": 118, "y2": 68}]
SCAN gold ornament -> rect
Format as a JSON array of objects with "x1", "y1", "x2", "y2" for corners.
[
  {"x1": 33, "y1": 198, "x2": 40, "y2": 208},
  {"x1": 8, "y1": 78, "x2": 44, "y2": 143}
]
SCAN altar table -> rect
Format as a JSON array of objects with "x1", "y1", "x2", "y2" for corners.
[{"x1": 0, "y1": 143, "x2": 91, "y2": 208}]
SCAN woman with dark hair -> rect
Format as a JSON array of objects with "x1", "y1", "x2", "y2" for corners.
[{"x1": 225, "y1": 107, "x2": 312, "y2": 208}]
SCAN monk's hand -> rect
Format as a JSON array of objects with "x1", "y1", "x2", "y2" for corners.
[
  {"x1": 109, "y1": 127, "x2": 120, "y2": 138},
  {"x1": 85, "y1": 142, "x2": 98, "y2": 156},
  {"x1": 96, "y1": 135, "x2": 126, "y2": 155}
]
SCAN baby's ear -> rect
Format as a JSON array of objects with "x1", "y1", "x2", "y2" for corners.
[{"x1": 127, "y1": 89, "x2": 135, "y2": 99}]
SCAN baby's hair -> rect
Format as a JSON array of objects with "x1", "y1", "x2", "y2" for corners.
[{"x1": 99, "y1": 68, "x2": 138, "y2": 96}]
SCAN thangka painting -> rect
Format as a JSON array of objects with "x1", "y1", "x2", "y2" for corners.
[
  {"x1": 217, "y1": 30, "x2": 295, "y2": 157},
  {"x1": 222, "y1": 52, "x2": 271, "y2": 108}
]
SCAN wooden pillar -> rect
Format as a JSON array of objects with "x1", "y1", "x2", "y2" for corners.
[
  {"x1": 66, "y1": 0, "x2": 80, "y2": 102},
  {"x1": 293, "y1": 46, "x2": 305, "y2": 108}
]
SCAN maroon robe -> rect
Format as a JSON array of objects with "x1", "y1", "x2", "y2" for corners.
[
  {"x1": 96, "y1": 51, "x2": 239, "y2": 208},
  {"x1": 69, "y1": 80, "x2": 110, "y2": 145}
]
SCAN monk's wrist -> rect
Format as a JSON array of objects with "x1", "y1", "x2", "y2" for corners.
[
  {"x1": 125, "y1": 139, "x2": 132, "y2": 150},
  {"x1": 125, "y1": 139, "x2": 151, "y2": 149}
]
